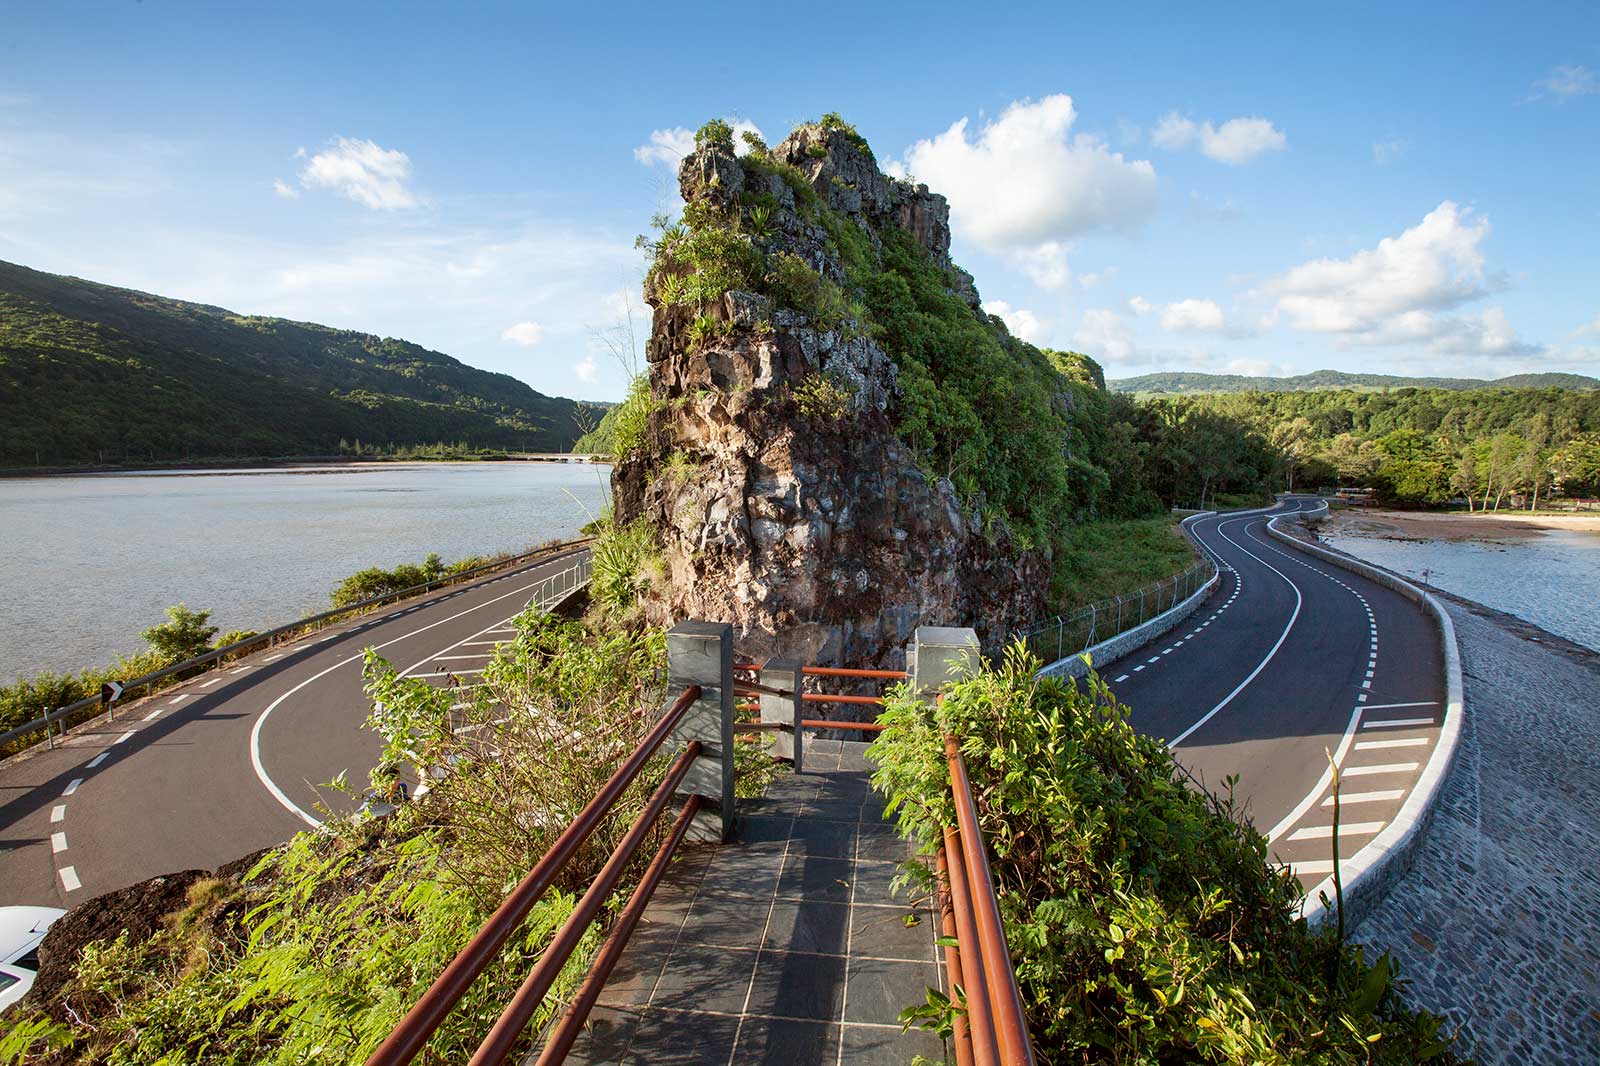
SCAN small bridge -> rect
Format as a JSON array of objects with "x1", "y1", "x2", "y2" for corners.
[{"x1": 364, "y1": 624, "x2": 1035, "y2": 1066}]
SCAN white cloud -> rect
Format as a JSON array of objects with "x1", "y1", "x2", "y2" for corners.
[
  {"x1": 1532, "y1": 64, "x2": 1598, "y2": 101},
  {"x1": 1127, "y1": 296, "x2": 1155, "y2": 315},
  {"x1": 1072, "y1": 308, "x2": 1140, "y2": 364},
  {"x1": 1262, "y1": 201, "x2": 1538, "y2": 358},
  {"x1": 1578, "y1": 314, "x2": 1600, "y2": 336},
  {"x1": 1159, "y1": 298, "x2": 1227, "y2": 333},
  {"x1": 982, "y1": 300, "x2": 1049, "y2": 343},
  {"x1": 1152, "y1": 112, "x2": 1286, "y2": 164},
  {"x1": 574, "y1": 354, "x2": 598, "y2": 383},
  {"x1": 1079, "y1": 267, "x2": 1116, "y2": 288},
  {"x1": 1372, "y1": 138, "x2": 1409, "y2": 164},
  {"x1": 897, "y1": 95, "x2": 1158, "y2": 280},
  {"x1": 298, "y1": 137, "x2": 421, "y2": 210},
  {"x1": 272, "y1": 179, "x2": 299, "y2": 200},
  {"x1": 501, "y1": 321, "x2": 545, "y2": 346},
  {"x1": 635, "y1": 118, "x2": 764, "y2": 167}
]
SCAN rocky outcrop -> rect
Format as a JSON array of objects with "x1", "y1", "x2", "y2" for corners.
[{"x1": 614, "y1": 122, "x2": 1049, "y2": 674}]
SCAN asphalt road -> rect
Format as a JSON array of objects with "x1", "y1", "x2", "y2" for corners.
[
  {"x1": 1105, "y1": 497, "x2": 1447, "y2": 886},
  {"x1": 0, "y1": 545, "x2": 590, "y2": 908}
]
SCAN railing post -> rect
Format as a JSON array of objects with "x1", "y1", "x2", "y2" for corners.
[
  {"x1": 909, "y1": 626, "x2": 980, "y2": 700},
  {"x1": 667, "y1": 621, "x2": 735, "y2": 842},
  {"x1": 758, "y1": 659, "x2": 803, "y2": 775}
]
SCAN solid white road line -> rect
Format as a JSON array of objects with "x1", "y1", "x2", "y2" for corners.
[
  {"x1": 1342, "y1": 761, "x2": 1420, "y2": 777},
  {"x1": 1169, "y1": 508, "x2": 1304, "y2": 749},
  {"x1": 1355, "y1": 737, "x2": 1428, "y2": 750},
  {"x1": 86, "y1": 753, "x2": 108, "y2": 768},
  {"x1": 62, "y1": 778, "x2": 82, "y2": 796},
  {"x1": 1323, "y1": 789, "x2": 1404, "y2": 806},
  {"x1": 50, "y1": 832, "x2": 68, "y2": 853},
  {"x1": 250, "y1": 571, "x2": 564, "y2": 828},
  {"x1": 50, "y1": 805, "x2": 65, "y2": 823},
  {"x1": 1361, "y1": 716, "x2": 1435, "y2": 730},
  {"x1": 458, "y1": 640, "x2": 506, "y2": 646},
  {"x1": 1287, "y1": 821, "x2": 1385, "y2": 841},
  {"x1": 59, "y1": 866, "x2": 81, "y2": 891}
]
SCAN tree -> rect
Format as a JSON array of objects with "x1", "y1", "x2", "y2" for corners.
[
  {"x1": 141, "y1": 603, "x2": 219, "y2": 665},
  {"x1": 1452, "y1": 447, "x2": 1479, "y2": 510},
  {"x1": 1374, "y1": 430, "x2": 1450, "y2": 505}
]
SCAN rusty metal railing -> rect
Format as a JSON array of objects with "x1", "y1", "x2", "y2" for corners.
[
  {"x1": 365, "y1": 683, "x2": 703, "y2": 1066},
  {"x1": 941, "y1": 733, "x2": 1035, "y2": 1066}
]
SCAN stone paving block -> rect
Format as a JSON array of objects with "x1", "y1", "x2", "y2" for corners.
[
  {"x1": 850, "y1": 903, "x2": 937, "y2": 963},
  {"x1": 646, "y1": 943, "x2": 759, "y2": 1015},
  {"x1": 731, "y1": 1016, "x2": 842, "y2": 1064},
  {"x1": 842, "y1": 957, "x2": 941, "y2": 1026},
  {"x1": 619, "y1": 1008, "x2": 741, "y2": 1065},
  {"x1": 839, "y1": 1021, "x2": 947, "y2": 1064},
  {"x1": 763, "y1": 899, "x2": 852, "y2": 956},
  {"x1": 775, "y1": 853, "x2": 856, "y2": 905},
  {"x1": 744, "y1": 950, "x2": 848, "y2": 1022}
]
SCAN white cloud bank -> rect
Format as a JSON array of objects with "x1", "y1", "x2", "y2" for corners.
[
  {"x1": 1151, "y1": 113, "x2": 1286, "y2": 164},
  {"x1": 501, "y1": 321, "x2": 545, "y2": 346},
  {"x1": 1262, "y1": 201, "x2": 1535, "y2": 358},
  {"x1": 298, "y1": 138, "x2": 421, "y2": 210},
  {"x1": 1531, "y1": 64, "x2": 1597, "y2": 101},
  {"x1": 896, "y1": 95, "x2": 1158, "y2": 290},
  {"x1": 982, "y1": 300, "x2": 1049, "y2": 343}
]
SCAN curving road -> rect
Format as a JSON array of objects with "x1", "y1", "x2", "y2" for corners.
[
  {"x1": 1104, "y1": 497, "x2": 1446, "y2": 886},
  {"x1": 0, "y1": 546, "x2": 590, "y2": 908},
  {"x1": 2, "y1": 497, "x2": 1447, "y2": 909}
]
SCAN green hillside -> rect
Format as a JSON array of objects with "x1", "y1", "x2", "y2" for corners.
[
  {"x1": 0, "y1": 260, "x2": 602, "y2": 468},
  {"x1": 1109, "y1": 368, "x2": 1600, "y2": 395}
]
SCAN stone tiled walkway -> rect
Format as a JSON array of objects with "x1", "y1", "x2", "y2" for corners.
[
  {"x1": 1351, "y1": 601, "x2": 1600, "y2": 1063},
  {"x1": 566, "y1": 739, "x2": 948, "y2": 1065}
]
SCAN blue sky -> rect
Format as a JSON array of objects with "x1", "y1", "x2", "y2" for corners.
[{"x1": 3, "y1": 0, "x2": 1597, "y2": 401}]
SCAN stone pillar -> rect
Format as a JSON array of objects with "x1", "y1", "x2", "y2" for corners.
[
  {"x1": 666, "y1": 621, "x2": 735, "y2": 842},
  {"x1": 758, "y1": 659, "x2": 803, "y2": 774},
  {"x1": 908, "y1": 626, "x2": 980, "y2": 700}
]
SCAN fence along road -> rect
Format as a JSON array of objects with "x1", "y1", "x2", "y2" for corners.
[
  {"x1": 1096, "y1": 497, "x2": 1447, "y2": 887},
  {"x1": 0, "y1": 546, "x2": 591, "y2": 909}
]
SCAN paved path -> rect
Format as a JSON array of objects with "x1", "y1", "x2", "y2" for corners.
[
  {"x1": 0, "y1": 545, "x2": 590, "y2": 908},
  {"x1": 1351, "y1": 599, "x2": 1600, "y2": 1063},
  {"x1": 1104, "y1": 498, "x2": 1447, "y2": 888},
  {"x1": 568, "y1": 740, "x2": 945, "y2": 1066}
]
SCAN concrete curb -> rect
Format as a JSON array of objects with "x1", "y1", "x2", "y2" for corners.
[
  {"x1": 1037, "y1": 502, "x2": 1284, "y2": 680},
  {"x1": 1264, "y1": 510, "x2": 1466, "y2": 930}
]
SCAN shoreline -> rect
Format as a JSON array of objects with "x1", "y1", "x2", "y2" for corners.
[
  {"x1": 1318, "y1": 507, "x2": 1600, "y2": 544},
  {"x1": 0, "y1": 454, "x2": 604, "y2": 481}
]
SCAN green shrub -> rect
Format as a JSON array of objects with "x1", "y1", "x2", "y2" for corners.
[
  {"x1": 329, "y1": 553, "x2": 446, "y2": 608},
  {"x1": 816, "y1": 111, "x2": 874, "y2": 160},
  {"x1": 869, "y1": 649, "x2": 1464, "y2": 1063},
  {"x1": 590, "y1": 518, "x2": 662, "y2": 618},
  {"x1": 694, "y1": 118, "x2": 735, "y2": 151},
  {"x1": 140, "y1": 603, "x2": 218, "y2": 664},
  {"x1": 610, "y1": 375, "x2": 661, "y2": 463},
  {"x1": 793, "y1": 373, "x2": 852, "y2": 422}
]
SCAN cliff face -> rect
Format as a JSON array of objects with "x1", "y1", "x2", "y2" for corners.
[{"x1": 613, "y1": 120, "x2": 1050, "y2": 670}]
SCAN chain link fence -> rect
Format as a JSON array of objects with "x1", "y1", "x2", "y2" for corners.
[{"x1": 1015, "y1": 558, "x2": 1217, "y2": 667}]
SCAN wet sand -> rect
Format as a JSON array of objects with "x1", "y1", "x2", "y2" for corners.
[{"x1": 1319, "y1": 508, "x2": 1600, "y2": 544}]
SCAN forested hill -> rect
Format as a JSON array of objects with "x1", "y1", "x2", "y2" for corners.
[
  {"x1": 0, "y1": 260, "x2": 601, "y2": 468},
  {"x1": 1109, "y1": 369, "x2": 1600, "y2": 394}
]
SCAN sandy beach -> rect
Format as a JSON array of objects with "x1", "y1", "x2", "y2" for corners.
[{"x1": 1318, "y1": 508, "x2": 1600, "y2": 543}]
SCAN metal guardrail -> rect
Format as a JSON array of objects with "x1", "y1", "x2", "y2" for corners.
[
  {"x1": 1, "y1": 538, "x2": 595, "y2": 753},
  {"x1": 1014, "y1": 558, "x2": 1215, "y2": 666}
]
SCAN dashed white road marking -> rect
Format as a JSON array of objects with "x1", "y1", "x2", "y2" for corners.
[
  {"x1": 143, "y1": 708, "x2": 165, "y2": 721},
  {"x1": 169, "y1": 694, "x2": 191, "y2": 704},
  {"x1": 429, "y1": 654, "x2": 492, "y2": 661},
  {"x1": 1362, "y1": 716, "x2": 1435, "y2": 730},
  {"x1": 1113, "y1": 674, "x2": 1130, "y2": 682},
  {"x1": 1133, "y1": 665, "x2": 1146, "y2": 672},
  {"x1": 62, "y1": 778, "x2": 82, "y2": 796},
  {"x1": 59, "y1": 866, "x2": 81, "y2": 892},
  {"x1": 1290, "y1": 859, "x2": 1335, "y2": 876},
  {"x1": 200, "y1": 677, "x2": 223, "y2": 688},
  {"x1": 113, "y1": 730, "x2": 136, "y2": 745},
  {"x1": 50, "y1": 805, "x2": 66, "y2": 823},
  {"x1": 1355, "y1": 736, "x2": 1429, "y2": 750},
  {"x1": 86, "y1": 752, "x2": 108, "y2": 768},
  {"x1": 50, "y1": 832, "x2": 68, "y2": 853},
  {"x1": 1342, "y1": 761, "x2": 1420, "y2": 777},
  {"x1": 1287, "y1": 821, "x2": 1385, "y2": 841},
  {"x1": 262, "y1": 653, "x2": 285, "y2": 663},
  {"x1": 431, "y1": 667, "x2": 485, "y2": 676},
  {"x1": 1325, "y1": 789, "x2": 1405, "y2": 806},
  {"x1": 1363, "y1": 701, "x2": 1437, "y2": 711}
]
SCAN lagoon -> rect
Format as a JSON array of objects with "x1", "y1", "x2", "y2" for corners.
[{"x1": 0, "y1": 462, "x2": 609, "y2": 679}]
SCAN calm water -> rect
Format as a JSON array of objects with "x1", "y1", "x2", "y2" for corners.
[
  {"x1": 0, "y1": 463, "x2": 609, "y2": 679},
  {"x1": 1323, "y1": 528, "x2": 1600, "y2": 652}
]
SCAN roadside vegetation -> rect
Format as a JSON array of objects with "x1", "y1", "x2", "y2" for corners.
[
  {"x1": 0, "y1": 611, "x2": 684, "y2": 1065},
  {"x1": 1050, "y1": 516, "x2": 1201, "y2": 614},
  {"x1": 870, "y1": 648, "x2": 1466, "y2": 1064}
]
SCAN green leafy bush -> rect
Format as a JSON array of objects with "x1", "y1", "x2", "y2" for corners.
[
  {"x1": 610, "y1": 375, "x2": 661, "y2": 463},
  {"x1": 329, "y1": 553, "x2": 447, "y2": 607},
  {"x1": 694, "y1": 118, "x2": 735, "y2": 151},
  {"x1": 590, "y1": 518, "x2": 662, "y2": 618},
  {"x1": 869, "y1": 648, "x2": 1464, "y2": 1064},
  {"x1": 793, "y1": 373, "x2": 852, "y2": 422},
  {"x1": 139, "y1": 603, "x2": 219, "y2": 664}
]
